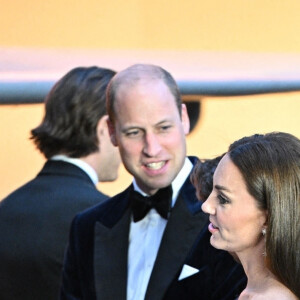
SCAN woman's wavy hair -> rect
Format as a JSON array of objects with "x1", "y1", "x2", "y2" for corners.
[
  {"x1": 31, "y1": 66, "x2": 116, "y2": 158},
  {"x1": 190, "y1": 154, "x2": 224, "y2": 201},
  {"x1": 228, "y1": 132, "x2": 300, "y2": 298}
]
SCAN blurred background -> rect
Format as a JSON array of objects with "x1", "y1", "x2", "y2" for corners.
[{"x1": 1, "y1": 0, "x2": 300, "y2": 198}]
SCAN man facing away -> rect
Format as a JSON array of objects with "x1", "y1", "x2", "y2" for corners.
[
  {"x1": 60, "y1": 64, "x2": 246, "y2": 300},
  {"x1": 0, "y1": 66, "x2": 121, "y2": 300}
]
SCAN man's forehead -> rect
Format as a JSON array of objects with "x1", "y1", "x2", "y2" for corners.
[
  {"x1": 117, "y1": 76, "x2": 164, "y2": 89},
  {"x1": 115, "y1": 78, "x2": 170, "y2": 99}
]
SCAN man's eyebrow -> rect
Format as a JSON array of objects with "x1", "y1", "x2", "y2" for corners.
[
  {"x1": 122, "y1": 125, "x2": 139, "y2": 130},
  {"x1": 155, "y1": 119, "x2": 173, "y2": 126},
  {"x1": 215, "y1": 184, "x2": 231, "y2": 193},
  {"x1": 120, "y1": 126, "x2": 141, "y2": 133}
]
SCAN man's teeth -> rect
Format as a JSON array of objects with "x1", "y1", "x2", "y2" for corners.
[{"x1": 146, "y1": 162, "x2": 165, "y2": 170}]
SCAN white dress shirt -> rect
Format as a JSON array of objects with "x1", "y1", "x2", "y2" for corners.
[
  {"x1": 50, "y1": 155, "x2": 99, "y2": 185},
  {"x1": 127, "y1": 158, "x2": 193, "y2": 300}
]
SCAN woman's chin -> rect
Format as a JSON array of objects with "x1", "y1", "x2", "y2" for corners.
[{"x1": 210, "y1": 235, "x2": 225, "y2": 250}]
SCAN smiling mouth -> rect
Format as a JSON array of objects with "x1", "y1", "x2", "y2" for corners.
[{"x1": 146, "y1": 161, "x2": 166, "y2": 170}]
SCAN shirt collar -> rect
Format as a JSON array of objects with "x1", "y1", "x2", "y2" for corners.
[
  {"x1": 132, "y1": 157, "x2": 193, "y2": 207},
  {"x1": 50, "y1": 154, "x2": 99, "y2": 185}
]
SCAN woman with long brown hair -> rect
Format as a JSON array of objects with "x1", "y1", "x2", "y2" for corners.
[{"x1": 200, "y1": 132, "x2": 299, "y2": 299}]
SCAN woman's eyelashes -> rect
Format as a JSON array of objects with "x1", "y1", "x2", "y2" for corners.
[{"x1": 217, "y1": 193, "x2": 230, "y2": 205}]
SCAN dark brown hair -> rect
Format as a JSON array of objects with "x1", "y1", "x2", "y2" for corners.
[
  {"x1": 228, "y1": 132, "x2": 300, "y2": 298},
  {"x1": 190, "y1": 154, "x2": 224, "y2": 201},
  {"x1": 31, "y1": 66, "x2": 116, "y2": 158}
]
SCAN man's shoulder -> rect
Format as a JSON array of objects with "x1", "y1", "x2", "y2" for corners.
[
  {"x1": 0, "y1": 176, "x2": 39, "y2": 206},
  {"x1": 178, "y1": 169, "x2": 202, "y2": 215},
  {"x1": 73, "y1": 186, "x2": 131, "y2": 227},
  {"x1": 0, "y1": 169, "x2": 107, "y2": 208},
  {"x1": 187, "y1": 156, "x2": 200, "y2": 166}
]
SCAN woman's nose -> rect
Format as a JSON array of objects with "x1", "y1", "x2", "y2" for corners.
[{"x1": 201, "y1": 193, "x2": 215, "y2": 215}]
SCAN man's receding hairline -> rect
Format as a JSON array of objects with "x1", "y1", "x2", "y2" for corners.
[
  {"x1": 107, "y1": 63, "x2": 182, "y2": 119},
  {"x1": 112, "y1": 64, "x2": 167, "y2": 87}
]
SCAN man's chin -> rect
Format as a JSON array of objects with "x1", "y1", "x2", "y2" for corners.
[{"x1": 138, "y1": 180, "x2": 172, "y2": 195}]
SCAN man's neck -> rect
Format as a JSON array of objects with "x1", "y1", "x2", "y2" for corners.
[
  {"x1": 51, "y1": 154, "x2": 98, "y2": 184},
  {"x1": 132, "y1": 157, "x2": 193, "y2": 207}
]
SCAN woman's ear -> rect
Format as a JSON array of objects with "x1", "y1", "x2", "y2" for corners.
[
  {"x1": 261, "y1": 210, "x2": 268, "y2": 233},
  {"x1": 263, "y1": 210, "x2": 268, "y2": 225}
]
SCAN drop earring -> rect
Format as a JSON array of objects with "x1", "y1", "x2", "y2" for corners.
[{"x1": 262, "y1": 227, "x2": 267, "y2": 256}]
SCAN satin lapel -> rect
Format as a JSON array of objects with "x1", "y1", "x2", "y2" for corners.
[
  {"x1": 145, "y1": 195, "x2": 208, "y2": 300},
  {"x1": 94, "y1": 208, "x2": 131, "y2": 300}
]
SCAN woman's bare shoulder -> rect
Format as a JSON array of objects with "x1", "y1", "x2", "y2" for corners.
[
  {"x1": 262, "y1": 284, "x2": 298, "y2": 300},
  {"x1": 239, "y1": 282, "x2": 298, "y2": 300}
]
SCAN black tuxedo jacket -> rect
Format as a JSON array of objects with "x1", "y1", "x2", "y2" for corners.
[
  {"x1": 60, "y1": 157, "x2": 246, "y2": 300},
  {"x1": 0, "y1": 160, "x2": 108, "y2": 300}
]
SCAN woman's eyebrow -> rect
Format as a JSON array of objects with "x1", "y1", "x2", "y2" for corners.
[{"x1": 215, "y1": 184, "x2": 231, "y2": 193}]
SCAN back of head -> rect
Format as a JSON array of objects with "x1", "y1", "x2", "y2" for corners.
[
  {"x1": 228, "y1": 132, "x2": 300, "y2": 298},
  {"x1": 31, "y1": 66, "x2": 116, "y2": 159},
  {"x1": 191, "y1": 154, "x2": 225, "y2": 201},
  {"x1": 106, "y1": 63, "x2": 182, "y2": 123}
]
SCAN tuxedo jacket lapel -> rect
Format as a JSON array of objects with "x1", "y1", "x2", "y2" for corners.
[
  {"x1": 94, "y1": 207, "x2": 131, "y2": 300},
  {"x1": 145, "y1": 193, "x2": 208, "y2": 300}
]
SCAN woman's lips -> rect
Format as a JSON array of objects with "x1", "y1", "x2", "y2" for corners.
[{"x1": 208, "y1": 222, "x2": 219, "y2": 234}]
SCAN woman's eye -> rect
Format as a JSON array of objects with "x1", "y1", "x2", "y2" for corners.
[{"x1": 217, "y1": 194, "x2": 230, "y2": 205}]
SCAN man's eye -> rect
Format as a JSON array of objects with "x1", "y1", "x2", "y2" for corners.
[
  {"x1": 126, "y1": 130, "x2": 141, "y2": 137},
  {"x1": 217, "y1": 194, "x2": 230, "y2": 205},
  {"x1": 160, "y1": 125, "x2": 172, "y2": 132}
]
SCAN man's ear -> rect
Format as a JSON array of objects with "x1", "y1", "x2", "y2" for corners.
[
  {"x1": 96, "y1": 115, "x2": 109, "y2": 136},
  {"x1": 181, "y1": 104, "x2": 190, "y2": 135},
  {"x1": 106, "y1": 116, "x2": 118, "y2": 146}
]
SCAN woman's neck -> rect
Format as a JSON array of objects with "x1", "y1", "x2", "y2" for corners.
[
  {"x1": 236, "y1": 242, "x2": 296, "y2": 299},
  {"x1": 237, "y1": 240, "x2": 276, "y2": 295}
]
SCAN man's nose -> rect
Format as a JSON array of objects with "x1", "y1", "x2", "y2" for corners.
[{"x1": 143, "y1": 133, "x2": 162, "y2": 157}]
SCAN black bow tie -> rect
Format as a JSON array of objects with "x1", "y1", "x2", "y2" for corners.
[{"x1": 130, "y1": 185, "x2": 173, "y2": 222}]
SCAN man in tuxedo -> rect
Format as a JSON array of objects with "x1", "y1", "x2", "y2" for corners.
[
  {"x1": 60, "y1": 64, "x2": 246, "y2": 300},
  {"x1": 0, "y1": 66, "x2": 121, "y2": 300}
]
